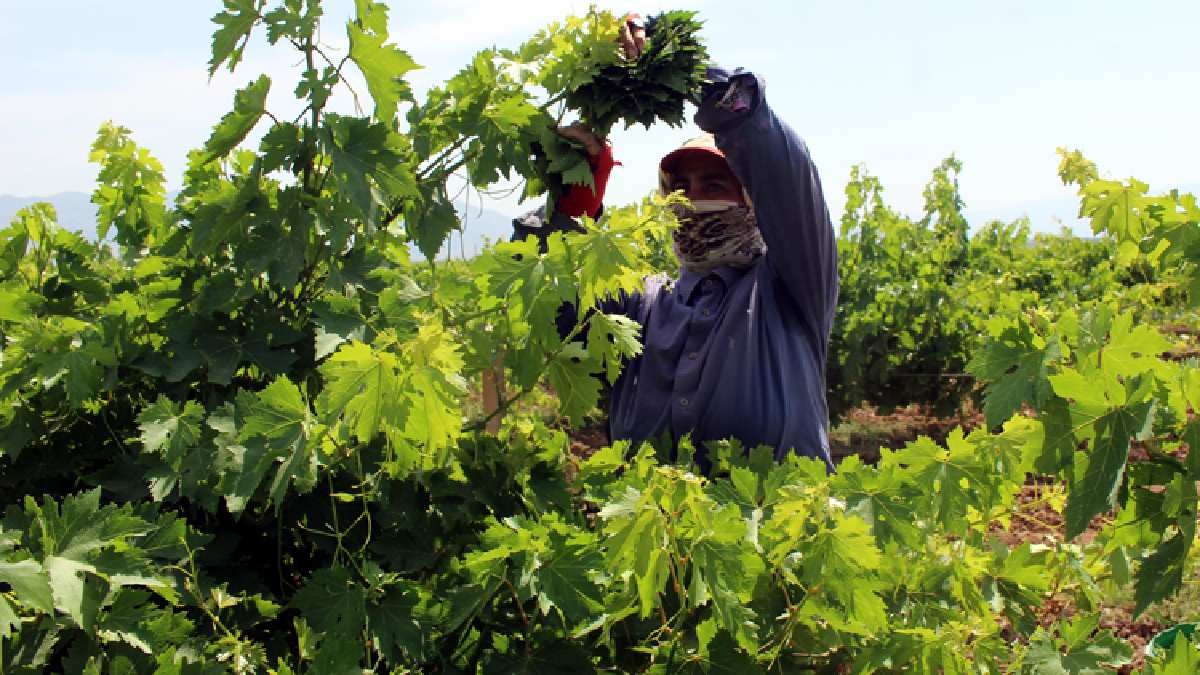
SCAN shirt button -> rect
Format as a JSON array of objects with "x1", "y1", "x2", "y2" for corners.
[
  {"x1": 702, "y1": 308, "x2": 712, "y2": 317},
  {"x1": 688, "y1": 351, "x2": 698, "y2": 360},
  {"x1": 680, "y1": 398, "x2": 689, "y2": 407}
]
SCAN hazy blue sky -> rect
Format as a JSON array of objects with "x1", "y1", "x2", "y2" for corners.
[{"x1": 4, "y1": 0, "x2": 1199, "y2": 233}]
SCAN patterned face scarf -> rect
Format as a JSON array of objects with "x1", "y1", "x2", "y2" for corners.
[{"x1": 671, "y1": 200, "x2": 766, "y2": 274}]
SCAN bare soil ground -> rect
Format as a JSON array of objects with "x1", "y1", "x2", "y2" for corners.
[{"x1": 828, "y1": 402, "x2": 985, "y2": 463}]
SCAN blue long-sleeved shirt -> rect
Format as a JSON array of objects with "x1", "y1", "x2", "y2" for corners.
[{"x1": 515, "y1": 67, "x2": 838, "y2": 471}]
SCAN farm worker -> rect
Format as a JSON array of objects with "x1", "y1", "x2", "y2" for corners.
[{"x1": 504, "y1": 15, "x2": 839, "y2": 473}]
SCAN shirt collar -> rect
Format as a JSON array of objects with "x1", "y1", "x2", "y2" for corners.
[{"x1": 675, "y1": 265, "x2": 746, "y2": 303}]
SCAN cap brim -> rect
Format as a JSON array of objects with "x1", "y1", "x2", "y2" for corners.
[{"x1": 659, "y1": 146, "x2": 727, "y2": 175}]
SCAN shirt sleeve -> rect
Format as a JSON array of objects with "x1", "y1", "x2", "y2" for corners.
[{"x1": 694, "y1": 66, "x2": 838, "y2": 343}]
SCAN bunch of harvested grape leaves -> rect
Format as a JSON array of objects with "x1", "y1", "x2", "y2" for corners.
[{"x1": 566, "y1": 11, "x2": 709, "y2": 138}]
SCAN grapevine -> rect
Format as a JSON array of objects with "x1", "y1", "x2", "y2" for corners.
[{"x1": 0, "y1": 1, "x2": 1196, "y2": 673}]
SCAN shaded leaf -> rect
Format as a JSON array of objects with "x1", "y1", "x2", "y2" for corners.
[{"x1": 204, "y1": 75, "x2": 271, "y2": 161}]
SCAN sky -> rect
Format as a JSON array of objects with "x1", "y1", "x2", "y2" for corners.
[{"x1": 4, "y1": 0, "x2": 1200, "y2": 234}]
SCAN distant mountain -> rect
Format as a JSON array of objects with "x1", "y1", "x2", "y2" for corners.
[
  {"x1": 431, "y1": 205, "x2": 524, "y2": 260},
  {"x1": 1, "y1": 192, "x2": 98, "y2": 239},
  {"x1": 963, "y1": 195, "x2": 1088, "y2": 235},
  {"x1": 0, "y1": 191, "x2": 523, "y2": 258}
]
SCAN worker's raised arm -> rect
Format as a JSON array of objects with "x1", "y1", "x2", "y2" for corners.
[{"x1": 695, "y1": 66, "x2": 838, "y2": 344}]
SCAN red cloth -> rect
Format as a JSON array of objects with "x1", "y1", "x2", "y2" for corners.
[{"x1": 555, "y1": 143, "x2": 616, "y2": 218}]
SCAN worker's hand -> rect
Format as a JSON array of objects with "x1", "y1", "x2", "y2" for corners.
[
  {"x1": 556, "y1": 122, "x2": 605, "y2": 158},
  {"x1": 618, "y1": 13, "x2": 647, "y2": 60}
]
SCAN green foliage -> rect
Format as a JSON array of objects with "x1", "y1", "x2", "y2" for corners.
[
  {"x1": 967, "y1": 149, "x2": 1200, "y2": 620},
  {"x1": 566, "y1": 11, "x2": 709, "y2": 137},
  {"x1": 346, "y1": 0, "x2": 419, "y2": 124},
  {"x1": 0, "y1": 3, "x2": 708, "y2": 670},
  {"x1": 203, "y1": 75, "x2": 272, "y2": 163},
  {"x1": 1017, "y1": 613, "x2": 1133, "y2": 673},
  {"x1": 2, "y1": 1, "x2": 1195, "y2": 672},
  {"x1": 89, "y1": 123, "x2": 168, "y2": 246},
  {"x1": 830, "y1": 156, "x2": 1163, "y2": 420}
]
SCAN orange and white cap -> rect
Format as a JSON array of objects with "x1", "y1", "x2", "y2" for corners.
[{"x1": 657, "y1": 133, "x2": 751, "y2": 207}]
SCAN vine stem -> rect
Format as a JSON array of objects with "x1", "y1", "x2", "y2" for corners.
[
  {"x1": 416, "y1": 137, "x2": 471, "y2": 182},
  {"x1": 501, "y1": 576, "x2": 532, "y2": 656},
  {"x1": 766, "y1": 575, "x2": 809, "y2": 669}
]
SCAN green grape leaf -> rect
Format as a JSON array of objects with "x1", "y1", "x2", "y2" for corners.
[
  {"x1": 406, "y1": 186, "x2": 459, "y2": 260},
  {"x1": 565, "y1": 11, "x2": 708, "y2": 136},
  {"x1": 263, "y1": 0, "x2": 321, "y2": 44},
  {"x1": 89, "y1": 122, "x2": 167, "y2": 245},
  {"x1": 21, "y1": 490, "x2": 159, "y2": 630},
  {"x1": 586, "y1": 312, "x2": 642, "y2": 383},
  {"x1": 96, "y1": 589, "x2": 194, "y2": 655},
  {"x1": 701, "y1": 629, "x2": 761, "y2": 674},
  {"x1": 546, "y1": 342, "x2": 601, "y2": 425},
  {"x1": 997, "y1": 543, "x2": 1052, "y2": 591},
  {"x1": 1035, "y1": 395, "x2": 1078, "y2": 475},
  {"x1": 0, "y1": 559, "x2": 55, "y2": 614},
  {"x1": 1054, "y1": 385, "x2": 1154, "y2": 538},
  {"x1": 1185, "y1": 420, "x2": 1200, "y2": 480},
  {"x1": 893, "y1": 432, "x2": 994, "y2": 534},
  {"x1": 204, "y1": 75, "x2": 271, "y2": 162},
  {"x1": 1079, "y1": 178, "x2": 1150, "y2": 242},
  {"x1": 536, "y1": 529, "x2": 604, "y2": 624},
  {"x1": 483, "y1": 94, "x2": 540, "y2": 134},
  {"x1": 1097, "y1": 312, "x2": 1172, "y2": 377},
  {"x1": 1135, "y1": 528, "x2": 1193, "y2": 616},
  {"x1": 292, "y1": 567, "x2": 367, "y2": 672},
  {"x1": 312, "y1": 294, "x2": 367, "y2": 361},
  {"x1": 212, "y1": 402, "x2": 266, "y2": 515},
  {"x1": 209, "y1": 0, "x2": 262, "y2": 77},
  {"x1": 258, "y1": 121, "x2": 302, "y2": 174},
  {"x1": 559, "y1": 157, "x2": 595, "y2": 188},
  {"x1": 689, "y1": 506, "x2": 764, "y2": 649},
  {"x1": 317, "y1": 340, "x2": 404, "y2": 443},
  {"x1": 61, "y1": 347, "x2": 106, "y2": 408},
  {"x1": 832, "y1": 455, "x2": 921, "y2": 548},
  {"x1": 1022, "y1": 618, "x2": 1132, "y2": 674},
  {"x1": 601, "y1": 487, "x2": 670, "y2": 619},
  {"x1": 707, "y1": 584, "x2": 761, "y2": 654},
  {"x1": 238, "y1": 377, "x2": 322, "y2": 506},
  {"x1": 966, "y1": 319, "x2": 1060, "y2": 428},
  {"x1": 346, "y1": 0, "x2": 420, "y2": 123},
  {"x1": 1182, "y1": 369, "x2": 1200, "y2": 424},
  {"x1": 398, "y1": 323, "x2": 466, "y2": 454},
  {"x1": 324, "y1": 114, "x2": 418, "y2": 220},
  {"x1": 44, "y1": 554, "x2": 107, "y2": 631},
  {"x1": 367, "y1": 582, "x2": 432, "y2": 665},
  {"x1": 0, "y1": 283, "x2": 41, "y2": 322},
  {"x1": 138, "y1": 396, "x2": 205, "y2": 473},
  {"x1": 573, "y1": 208, "x2": 658, "y2": 312}
]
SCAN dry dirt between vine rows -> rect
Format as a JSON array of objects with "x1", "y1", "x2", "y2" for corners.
[{"x1": 566, "y1": 405, "x2": 1191, "y2": 672}]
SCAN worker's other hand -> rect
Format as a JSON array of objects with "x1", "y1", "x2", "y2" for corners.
[
  {"x1": 556, "y1": 122, "x2": 605, "y2": 158},
  {"x1": 618, "y1": 13, "x2": 646, "y2": 60}
]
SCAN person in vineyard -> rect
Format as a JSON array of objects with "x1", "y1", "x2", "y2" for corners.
[{"x1": 495, "y1": 15, "x2": 838, "y2": 473}]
